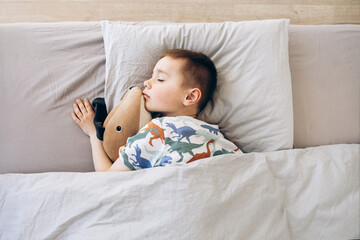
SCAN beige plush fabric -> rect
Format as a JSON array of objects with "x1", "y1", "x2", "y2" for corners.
[{"x1": 289, "y1": 25, "x2": 360, "y2": 148}]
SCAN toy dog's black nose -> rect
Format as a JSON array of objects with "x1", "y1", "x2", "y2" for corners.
[{"x1": 116, "y1": 126, "x2": 122, "y2": 132}]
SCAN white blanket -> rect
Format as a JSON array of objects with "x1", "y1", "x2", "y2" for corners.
[{"x1": 0, "y1": 144, "x2": 359, "y2": 240}]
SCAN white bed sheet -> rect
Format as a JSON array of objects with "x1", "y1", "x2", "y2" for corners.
[{"x1": 0, "y1": 144, "x2": 359, "y2": 239}]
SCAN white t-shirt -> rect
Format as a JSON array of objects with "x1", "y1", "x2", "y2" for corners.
[{"x1": 119, "y1": 116, "x2": 241, "y2": 170}]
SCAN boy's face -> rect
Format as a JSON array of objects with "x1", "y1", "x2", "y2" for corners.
[{"x1": 142, "y1": 56, "x2": 189, "y2": 116}]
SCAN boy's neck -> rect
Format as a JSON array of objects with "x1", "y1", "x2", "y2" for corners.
[{"x1": 159, "y1": 108, "x2": 198, "y2": 118}]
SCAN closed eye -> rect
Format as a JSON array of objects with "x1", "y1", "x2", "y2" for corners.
[{"x1": 157, "y1": 79, "x2": 164, "y2": 82}]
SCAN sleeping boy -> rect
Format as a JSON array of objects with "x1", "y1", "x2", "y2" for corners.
[{"x1": 72, "y1": 49, "x2": 240, "y2": 171}]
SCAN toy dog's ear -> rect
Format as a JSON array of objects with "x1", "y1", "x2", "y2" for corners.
[{"x1": 92, "y1": 98, "x2": 107, "y2": 141}]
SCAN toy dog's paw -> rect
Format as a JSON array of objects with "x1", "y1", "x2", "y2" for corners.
[{"x1": 92, "y1": 97, "x2": 107, "y2": 141}]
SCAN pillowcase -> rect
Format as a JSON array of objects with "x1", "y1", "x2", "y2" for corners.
[
  {"x1": 0, "y1": 22, "x2": 105, "y2": 173},
  {"x1": 289, "y1": 25, "x2": 360, "y2": 148},
  {"x1": 101, "y1": 19, "x2": 293, "y2": 153}
]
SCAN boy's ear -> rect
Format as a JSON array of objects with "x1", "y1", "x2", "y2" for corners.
[{"x1": 183, "y1": 88, "x2": 201, "y2": 106}]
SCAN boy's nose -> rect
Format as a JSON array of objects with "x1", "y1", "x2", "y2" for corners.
[{"x1": 144, "y1": 79, "x2": 152, "y2": 89}]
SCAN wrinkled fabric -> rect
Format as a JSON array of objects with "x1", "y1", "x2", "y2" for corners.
[{"x1": 0, "y1": 144, "x2": 358, "y2": 240}]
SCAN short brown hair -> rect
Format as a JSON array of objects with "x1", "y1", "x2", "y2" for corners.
[{"x1": 160, "y1": 49, "x2": 217, "y2": 113}]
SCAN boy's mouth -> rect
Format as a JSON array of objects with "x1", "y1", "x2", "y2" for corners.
[{"x1": 142, "y1": 92, "x2": 150, "y2": 99}]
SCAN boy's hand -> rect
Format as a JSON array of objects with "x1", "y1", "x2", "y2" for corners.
[{"x1": 72, "y1": 99, "x2": 96, "y2": 138}]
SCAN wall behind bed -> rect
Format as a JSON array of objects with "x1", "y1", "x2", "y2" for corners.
[{"x1": 0, "y1": 0, "x2": 359, "y2": 24}]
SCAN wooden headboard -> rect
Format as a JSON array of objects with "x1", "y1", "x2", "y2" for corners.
[{"x1": 0, "y1": 0, "x2": 359, "y2": 24}]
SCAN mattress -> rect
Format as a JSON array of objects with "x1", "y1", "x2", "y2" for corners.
[
  {"x1": 0, "y1": 21, "x2": 358, "y2": 240},
  {"x1": 0, "y1": 22, "x2": 359, "y2": 173}
]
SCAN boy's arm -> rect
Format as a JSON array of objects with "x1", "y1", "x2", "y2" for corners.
[
  {"x1": 72, "y1": 98, "x2": 130, "y2": 172},
  {"x1": 90, "y1": 136, "x2": 131, "y2": 172}
]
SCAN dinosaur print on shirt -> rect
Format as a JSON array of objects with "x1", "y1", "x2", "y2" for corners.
[
  {"x1": 166, "y1": 122, "x2": 196, "y2": 143},
  {"x1": 120, "y1": 116, "x2": 241, "y2": 170},
  {"x1": 200, "y1": 124, "x2": 219, "y2": 135}
]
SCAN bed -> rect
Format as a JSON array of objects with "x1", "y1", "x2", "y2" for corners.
[{"x1": 0, "y1": 20, "x2": 359, "y2": 239}]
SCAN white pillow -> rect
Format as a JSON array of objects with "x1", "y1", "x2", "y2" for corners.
[{"x1": 101, "y1": 20, "x2": 293, "y2": 153}]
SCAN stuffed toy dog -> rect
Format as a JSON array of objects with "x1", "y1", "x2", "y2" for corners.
[{"x1": 92, "y1": 87, "x2": 152, "y2": 161}]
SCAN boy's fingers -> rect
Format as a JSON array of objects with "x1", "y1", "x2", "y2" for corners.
[
  {"x1": 84, "y1": 99, "x2": 94, "y2": 112},
  {"x1": 76, "y1": 99, "x2": 87, "y2": 113},
  {"x1": 71, "y1": 112, "x2": 80, "y2": 124},
  {"x1": 73, "y1": 103, "x2": 82, "y2": 117}
]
